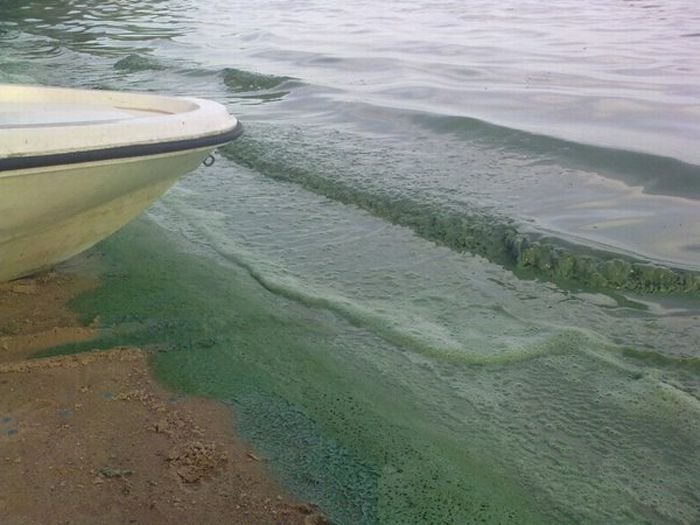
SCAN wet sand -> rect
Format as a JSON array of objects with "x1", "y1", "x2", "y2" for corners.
[{"x1": 0, "y1": 267, "x2": 326, "y2": 525}]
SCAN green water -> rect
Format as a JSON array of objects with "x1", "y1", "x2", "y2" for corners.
[
  {"x1": 45, "y1": 220, "x2": 543, "y2": 523},
  {"x1": 40, "y1": 217, "x2": 700, "y2": 524}
]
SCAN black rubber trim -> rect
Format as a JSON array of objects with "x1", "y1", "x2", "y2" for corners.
[{"x1": 0, "y1": 120, "x2": 243, "y2": 172}]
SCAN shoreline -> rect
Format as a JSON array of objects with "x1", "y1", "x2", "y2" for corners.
[{"x1": 0, "y1": 267, "x2": 326, "y2": 525}]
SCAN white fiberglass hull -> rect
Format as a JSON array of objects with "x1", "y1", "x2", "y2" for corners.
[
  {"x1": 0, "y1": 85, "x2": 242, "y2": 282},
  {"x1": 0, "y1": 149, "x2": 209, "y2": 282}
]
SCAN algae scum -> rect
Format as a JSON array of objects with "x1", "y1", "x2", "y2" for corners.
[
  {"x1": 46, "y1": 214, "x2": 700, "y2": 525},
  {"x1": 4, "y1": 0, "x2": 700, "y2": 523},
  {"x1": 47, "y1": 221, "x2": 540, "y2": 524}
]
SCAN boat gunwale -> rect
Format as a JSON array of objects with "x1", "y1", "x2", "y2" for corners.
[{"x1": 0, "y1": 121, "x2": 243, "y2": 173}]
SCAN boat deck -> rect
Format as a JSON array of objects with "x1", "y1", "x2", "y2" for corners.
[{"x1": 0, "y1": 102, "x2": 163, "y2": 129}]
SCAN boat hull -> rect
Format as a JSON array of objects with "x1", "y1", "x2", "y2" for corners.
[{"x1": 0, "y1": 147, "x2": 210, "y2": 282}]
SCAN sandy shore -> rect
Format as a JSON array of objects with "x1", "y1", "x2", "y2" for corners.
[{"x1": 0, "y1": 268, "x2": 326, "y2": 525}]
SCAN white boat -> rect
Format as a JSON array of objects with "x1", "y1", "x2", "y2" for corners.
[{"x1": 0, "y1": 84, "x2": 242, "y2": 282}]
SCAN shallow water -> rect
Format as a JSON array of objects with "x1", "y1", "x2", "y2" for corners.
[{"x1": 3, "y1": 1, "x2": 700, "y2": 523}]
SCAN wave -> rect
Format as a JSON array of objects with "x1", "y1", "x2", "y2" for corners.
[
  {"x1": 218, "y1": 67, "x2": 300, "y2": 102},
  {"x1": 109, "y1": 60, "x2": 300, "y2": 102},
  {"x1": 221, "y1": 67, "x2": 294, "y2": 92},
  {"x1": 150, "y1": 203, "x2": 700, "y2": 413},
  {"x1": 222, "y1": 130, "x2": 700, "y2": 295},
  {"x1": 164, "y1": 217, "x2": 578, "y2": 367},
  {"x1": 413, "y1": 113, "x2": 700, "y2": 201},
  {"x1": 113, "y1": 53, "x2": 165, "y2": 72}
]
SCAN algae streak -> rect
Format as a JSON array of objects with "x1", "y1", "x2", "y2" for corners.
[{"x1": 222, "y1": 134, "x2": 700, "y2": 295}]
